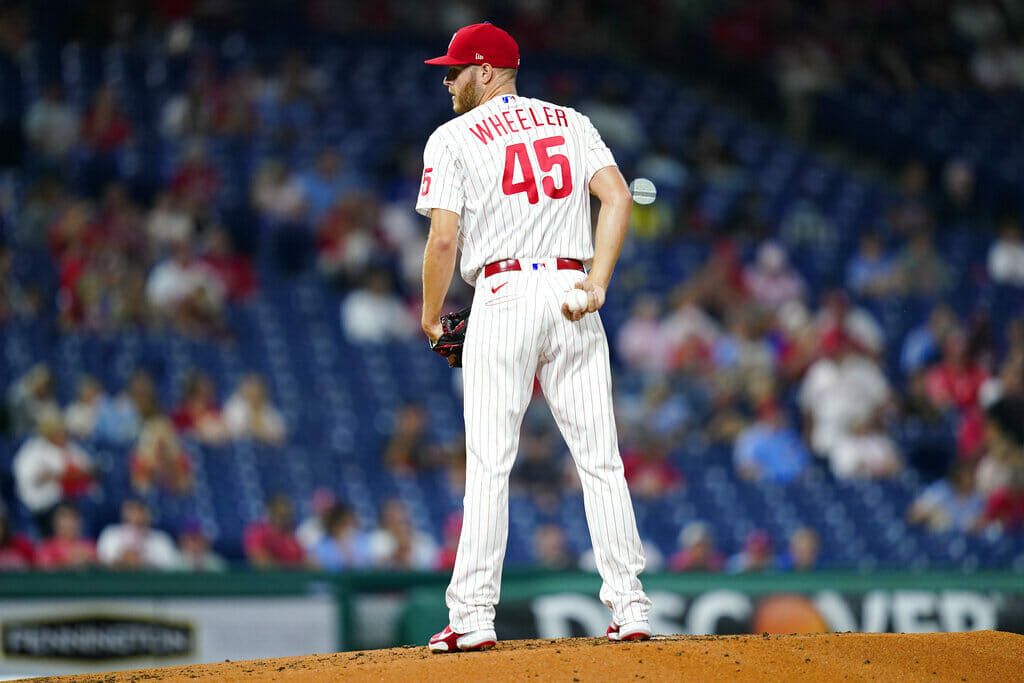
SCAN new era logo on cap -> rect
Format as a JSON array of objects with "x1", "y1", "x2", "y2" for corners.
[{"x1": 424, "y1": 23, "x2": 520, "y2": 69}]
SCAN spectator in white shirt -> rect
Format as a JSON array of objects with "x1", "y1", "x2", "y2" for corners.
[
  {"x1": 616, "y1": 295, "x2": 674, "y2": 374},
  {"x1": 799, "y1": 328, "x2": 891, "y2": 457},
  {"x1": 829, "y1": 417, "x2": 902, "y2": 480},
  {"x1": 24, "y1": 84, "x2": 79, "y2": 164},
  {"x1": 97, "y1": 498, "x2": 180, "y2": 570},
  {"x1": 12, "y1": 409, "x2": 96, "y2": 536},
  {"x1": 146, "y1": 241, "x2": 227, "y2": 338},
  {"x1": 368, "y1": 499, "x2": 438, "y2": 570},
  {"x1": 63, "y1": 375, "x2": 106, "y2": 440},
  {"x1": 223, "y1": 373, "x2": 287, "y2": 445},
  {"x1": 341, "y1": 269, "x2": 416, "y2": 343},
  {"x1": 988, "y1": 216, "x2": 1024, "y2": 287}
]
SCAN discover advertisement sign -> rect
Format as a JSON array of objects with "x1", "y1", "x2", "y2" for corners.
[{"x1": 508, "y1": 589, "x2": 1013, "y2": 639}]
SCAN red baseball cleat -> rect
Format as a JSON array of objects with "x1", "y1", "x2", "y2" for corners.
[
  {"x1": 428, "y1": 624, "x2": 498, "y2": 653},
  {"x1": 607, "y1": 621, "x2": 652, "y2": 642}
]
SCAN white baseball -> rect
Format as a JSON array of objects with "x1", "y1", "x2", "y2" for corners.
[{"x1": 564, "y1": 288, "x2": 590, "y2": 314}]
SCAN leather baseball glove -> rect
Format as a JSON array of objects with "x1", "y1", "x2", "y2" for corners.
[{"x1": 430, "y1": 306, "x2": 470, "y2": 368}]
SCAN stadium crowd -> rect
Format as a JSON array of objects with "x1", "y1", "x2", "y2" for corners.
[{"x1": 0, "y1": 2, "x2": 1022, "y2": 574}]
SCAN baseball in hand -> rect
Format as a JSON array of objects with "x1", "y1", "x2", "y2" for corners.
[{"x1": 564, "y1": 288, "x2": 590, "y2": 314}]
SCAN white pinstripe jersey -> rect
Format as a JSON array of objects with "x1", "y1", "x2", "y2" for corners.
[{"x1": 416, "y1": 94, "x2": 617, "y2": 285}]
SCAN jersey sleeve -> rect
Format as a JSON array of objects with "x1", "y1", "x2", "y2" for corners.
[
  {"x1": 583, "y1": 115, "x2": 617, "y2": 183},
  {"x1": 415, "y1": 130, "x2": 464, "y2": 217}
]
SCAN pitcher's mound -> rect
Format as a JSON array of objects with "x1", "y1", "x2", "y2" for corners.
[{"x1": 38, "y1": 630, "x2": 1023, "y2": 682}]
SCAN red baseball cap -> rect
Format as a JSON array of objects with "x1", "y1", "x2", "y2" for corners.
[{"x1": 425, "y1": 22, "x2": 520, "y2": 69}]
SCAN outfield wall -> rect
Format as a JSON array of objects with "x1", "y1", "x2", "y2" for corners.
[{"x1": 0, "y1": 571, "x2": 1020, "y2": 676}]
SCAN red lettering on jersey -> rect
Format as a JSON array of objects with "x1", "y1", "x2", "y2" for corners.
[
  {"x1": 469, "y1": 121, "x2": 494, "y2": 145},
  {"x1": 502, "y1": 110, "x2": 519, "y2": 133},
  {"x1": 529, "y1": 108, "x2": 545, "y2": 127},
  {"x1": 543, "y1": 106, "x2": 557, "y2": 125},
  {"x1": 516, "y1": 109, "x2": 531, "y2": 130},
  {"x1": 555, "y1": 108, "x2": 568, "y2": 127},
  {"x1": 488, "y1": 115, "x2": 508, "y2": 136}
]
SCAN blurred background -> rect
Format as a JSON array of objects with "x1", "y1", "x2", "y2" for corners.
[{"x1": 0, "y1": 0, "x2": 1023, "y2": 674}]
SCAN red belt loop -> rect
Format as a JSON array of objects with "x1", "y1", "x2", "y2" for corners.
[{"x1": 483, "y1": 258, "x2": 585, "y2": 278}]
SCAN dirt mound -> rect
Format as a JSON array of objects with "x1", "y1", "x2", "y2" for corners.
[{"x1": 34, "y1": 630, "x2": 1022, "y2": 682}]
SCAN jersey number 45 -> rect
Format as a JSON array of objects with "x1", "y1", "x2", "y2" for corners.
[{"x1": 501, "y1": 135, "x2": 573, "y2": 204}]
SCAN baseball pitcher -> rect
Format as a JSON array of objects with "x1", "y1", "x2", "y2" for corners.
[{"x1": 417, "y1": 22, "x2": 653, "y2": 652}]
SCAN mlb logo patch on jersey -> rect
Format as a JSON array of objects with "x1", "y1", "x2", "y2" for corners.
[{"x1": 532, "y1": 262, "x2": 547, "y2": 270}]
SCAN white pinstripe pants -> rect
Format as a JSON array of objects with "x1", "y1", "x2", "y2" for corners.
[{"x1": 447, "y1": 265, "x2": 651, "y2": 633}]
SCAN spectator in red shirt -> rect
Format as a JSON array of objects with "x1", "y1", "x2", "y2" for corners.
[
  {"x1": 924, "y1": 331, "x2": 989, "y2": 413},
  {"x1": 435, "y1": 511, "x2": 462, "y2": 572},
  {"x1": 669, "y1": 521, "x2": 725, "y2": 573},
  {"x1": 80, "y1": 85, "x2": 133, "y2": 153},
  {"x1": 169, "y1": 140, "x2": 220, "y2": 216},
  {"x1": 243, "y1": 493, "x2": 307, "y2": 569},
  {"x1": 0, "y1": 502, "x2": 34, "y2": 570},
  {"x1": 979, "y1": 466, "x2": 1024, "y2": 534},
  {"x1": 199, "y1": 227, "x2": 257, "y2": 302},
  {"x1": 621, "y1": 434, "x2": 684, "y2": 501},
  {"x1": 171, "y1": 370, "x2": 230, "y2": 445},
  {"x1": 35, "y1": 503, "x2": 97, "y2": 570}
]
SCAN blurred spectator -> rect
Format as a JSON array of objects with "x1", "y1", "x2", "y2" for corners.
[
  {"x1": 171, "y1": 370, "x2": 230, "y2": 445},
  {"x1": 923, "y1": 331, "x2": 989, "y2": 413},
  {"x1": 0, "y1": 245, "x2": 43, "y2": 323},
  {"x1": 532, "y1": 523, "x2": 576, "y2": 570},
  {"x1": 895, "y1": 229, "x2": 953, "y2": 296},
  {"x1": 846, "y1": 232, "x2": 899, "y2": 298},
  {"x1": 726, "y1": 529, "x2": 775, "y2": 574},
  {"x1": 711, "y1": 307, "x2": 775, "y2": 383},
  {"x1": 688, "y1": 126, "x2": 742, "y2": 185},
  {"x1": 311, "y1": 503, "x2": 372, "y2": 571},
  {"x1": 368, "y1": 499, "x2": 438, "y2": 570},
  {"x1": 743, "y1": 241, "x2": 806, "y2": 311},
  {"x1": 160, "y1": 79, "x2": 219, "y2": 140},
  {"x1": 13, "y1": 409, "x2": 96, "y2": 536},
  {"x1": 435, "y1": 512, "x2": 462, "y2": 572},
  {"x1": 733, "y1": 402, "x2": 810, "y2": 485},
  {"x1": 978, "y1": 464, "x2": 1024, "y2": 534},
  {"x1": 80, "y1": 85, "x2": 133, "y2": 153},
  {"x1": 341, "y1": 269, "x2": 417, "y2": 343},
  {"x1": 987, "y1": 215, "x2": 1024, "y2": 287},
  {"x1": 94, "y1": 370, "x2": 160, "y2": 445},
  {"x1": 775, "y1": 527, "x2": 820, "y2": 572},
  {"x1": 799, "y1": 329, "x2": 891, "y2": 457},
  {"x1": 316, "y1": 195, "x2": 378, "y2": 287},
  {"x1": 829, "y1": 417, "x2": 902, "y2": 480},
  {"x1": 146, "y1": 241, "x2": 228, "y2": 339},
  {"x1": 223, "y1": 373, "x2": 287, "y2": 445},
  {"x1": 35, "y1": 503, "x2": 97, "y2": 570},
  {"x1": 296, "y1": 487, "x2": 337, "y2": 553},
  {"x1": 6, "y1": 363, "x2": 59, "y2": 437},
  {"x1": 24, "y1": 83, "x2": 78, "y2": 165},
  {"x1": 511, "y1": 422, "x2": 564, "y2": 512},
  {"x1": 176, "y1": 518, "x2": 227, "y2": 572},
  {"x1": 901, "y1": 304, "x2": 958, "y2": 376},
  {"x1": 616, "y1": 295, "x2": 674, "y2": 374},
  {"x1": 775, "y1": 35, "x2": 837, "y2": 140},
  {"x1": 907, "y1": 462, "x2": 984, "y2": 533},
  {"x1": 668, "y1": 521, "x2": 725, "y2": 573},
  {"x1": 621, "y1": 434, "x2": 684, "y2": 500},
  {"x1": 251, "y1": 159, "x2": 307, "y2": 223},
  {"x1": 814, "y1": 290, "x2": 885, "y2": 360},
  {"x1": 0, "y1": 502, "x2": 34, "y2": 570},
  {"x1": 169, "y1": 140, "x2": 220, "y2": 216},
  {"x1": 779, "y1": 198, "x2": 837, "y2": 256},
  {"x1": 259, "y1": 51, "x2": 322, "y2": 146},
  {"x1": 14, "y1": 176, "x2": 67, "y2": 250},
  {"x1": 130, "y1": 417, "x2": 194, "y2": 496},
  {"x1": 63, "y1": 375, "x2": 106, "y2": 440},
  {"x1": 97, "y1": 499, "x2": 180, "y2": 570},
  {"x1": 243, "y1": 493, "x2": 307, "y2": 569},
  {"x1": 199, "y1": 227, "x2": 257, "y2": 302},
  {"x1": 299, "y1": 147, "x2": 363, "y2": 222},
  {"x1": 383, "y1": 403, "x2": 445, "y2": 473},
  {"x1": 938, "y1": 160, "x2": 983, "y2": 229},
  {"x1": 146, "y1": 191, "x2": 195, "y2": 255},
  {"x1": 579, "y1": 82, "x2": 648, "y2": 157}
]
